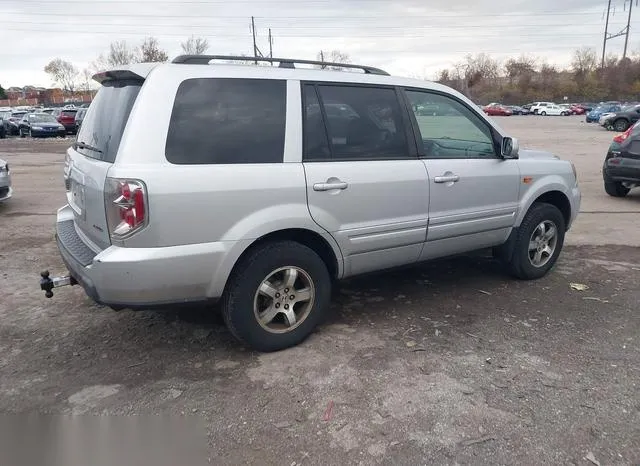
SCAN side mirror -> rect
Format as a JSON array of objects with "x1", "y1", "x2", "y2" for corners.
[{"x1": 501, "y1": 136, "x2": 519, "y2": 159}]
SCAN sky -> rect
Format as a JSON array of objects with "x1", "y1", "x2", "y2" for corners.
[{"x1": 1, "y1": 0, "x2": 639, "y2": 88}]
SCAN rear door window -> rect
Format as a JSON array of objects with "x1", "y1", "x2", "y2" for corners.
[
  {"x1": 75, "y1": 79, "x2": 142, "y2": 163},
  {"x1": 307, "y1": 84, "x2": 409, "y2": 161},
  {"x1": 166, "y1": 78, "x2": 286, "y2": 164}
]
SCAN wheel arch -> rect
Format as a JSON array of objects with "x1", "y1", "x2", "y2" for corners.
[
  {"x1": 210, "y1": 228, "x2": 344, "y2": 299},
  {"x1": 531, "y1": 190, "x2": 571, "y2": 230}
]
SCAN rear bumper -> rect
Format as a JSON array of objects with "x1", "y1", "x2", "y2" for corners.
[
  {"x1": 32, "y1": 129, "x2": 66, "y2": 137},
  {"x1": 55, "y1": 205, "x2": 234, "y2": 307},
  {"x1": 0, "y1": 173, "x2": 11, "y2": 201},
  {"x1": 603, "y1": 158, "x2": 640, "y2": 183}
]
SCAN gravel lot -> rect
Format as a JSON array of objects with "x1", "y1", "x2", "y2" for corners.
[{"x1": 0, "y1": 117, "x2": 639, "y2": 465}]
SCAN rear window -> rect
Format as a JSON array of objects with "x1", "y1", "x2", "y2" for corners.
[
  {"x1": 61, "y1": 110, "x2": 77, "y2": 117},
  {"x1": 165, "y1": 78, "x2": 286, "y2": 164},
  {"x1": 75, "y1": 79, "x2": 142, "y2": 163}
]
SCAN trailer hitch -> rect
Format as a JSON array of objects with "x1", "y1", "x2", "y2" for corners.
[{"x1": 40, "y1": 270, "x2": 77, "y2": 298}]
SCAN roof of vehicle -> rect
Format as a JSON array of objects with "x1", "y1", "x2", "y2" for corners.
[{"x1": 94, "y1": 57, "x2": 457, "y2": 96}]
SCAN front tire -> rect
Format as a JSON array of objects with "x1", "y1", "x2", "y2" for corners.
[
  {"x1": 505, "y1": 203, "x2": 565, "y2": 280},
  {"x1": 540, "y1": 111, "x2": 547, "y2": 116},
  {"x1": 222, "y1": 241, "x2": 332, "y2": 352},
  {"x1": 604, "y1": 180, "x2": 630, "y2": 197},
  {"x1": 19, "y1": 128, "x2": 26, "y2": 138}
]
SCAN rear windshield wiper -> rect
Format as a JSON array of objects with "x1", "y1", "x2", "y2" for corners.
[{"x1": 73, "y1": 141, "x2": 103, "y2": 153}]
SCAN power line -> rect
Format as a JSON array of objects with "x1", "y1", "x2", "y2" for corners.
[
  {"x1": 1, "y1": 11, "x2": 609, "y2": 18},
  {"x1": 0, "y1": 26, "x2": 613, "y2": 39}
]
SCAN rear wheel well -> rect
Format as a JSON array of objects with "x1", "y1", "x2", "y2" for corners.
[
  {"x1": 532, "y1": 191, "x2": 571, "y2": 230},
  {"x1": 234, "y1": 229, "x2": 340, "y2": 280}
]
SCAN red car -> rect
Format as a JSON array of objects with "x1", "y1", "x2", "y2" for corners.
[
  {"x1": 569, "y1": 104, "x2": 586, "y2": 115},
  {"x1": 52, "y1": 108, "x2": 78, "y2": 134},
  {"x1": 483, "y1": 104, "x2": 512, "y2": 116}
]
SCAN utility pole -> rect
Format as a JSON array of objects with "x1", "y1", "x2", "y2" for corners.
[
  {"x1": 602, "y1": 0, "x2": 636, "y2": 67},
  {"x1": 319, "y1": 50, "x2": 325, "y2": 69},
  {"x1": 602, "y1": 0, "x2": 612, "y2": 68},
  {"x1": 251, "y1": 16, "x2": 258, "y2": 64},
  {"x1": 623, "y1": 0, "x2": 635, "y2": 59},
  {"x1": 268, "y1": 28, "x2": 273, "y2": 60}
]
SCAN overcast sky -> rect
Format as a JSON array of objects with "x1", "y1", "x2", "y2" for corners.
[{"x1": 1, "y1": 0, "x2": 638, "y2": 87}]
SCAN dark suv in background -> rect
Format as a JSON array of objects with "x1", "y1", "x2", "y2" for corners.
[{"x1": 603, "y1": 121, "x2": 640, "y2": 197}]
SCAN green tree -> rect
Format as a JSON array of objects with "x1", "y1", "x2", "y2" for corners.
[{"x1": 0, "y1": 84, "x2": 7, "y2": 99}]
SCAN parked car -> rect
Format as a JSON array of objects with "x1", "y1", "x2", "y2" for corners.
[
  {"x1": 52, "y1": 108, "x2": 79, "y2": 134},
  {"x1": 483, "y1": 103, "x2": 513, "y2": 116},
  {"x1": 602, "y1": 120, "x2": 640, "y2": 197},
  {"x1": 538, "y1": 104, "x2": 570, "y2": 116},
  {"x1": 599, "y1": 104, "x2": 640, "y2": 132},
  {"x1": 586, "y1": 104, "x2": 622, "y2": 123},
  {"x1": 508, "y1": 105, "x2": 529, "y2": 115},
  {"x1": 39, "y1": 56, "x2": 581, "y2": 351},
  {"x1": 74, "y1": 108, "x2": 87, "y2": 131},
  {"x1": 569, "y1": 104, "x2": 586, "y2": 115},
  {"x1": 18, "y1": 113, "x2": 66, "y2": 138},
  {"x1": 530, "y1": 102, "x2": 555, "y2": 115},
  {"x1": 3, "y1": 111, "x2": 27, "y2": 135},
  {"x1": 0, "y1": 159, "x2": 11, "y2": 202},
  {"x1": 0, "y1": 113, "x2": 7, "y2": 139},
  {"x1": 40, "y1": 108, "x2": 54, "y2": 114}
]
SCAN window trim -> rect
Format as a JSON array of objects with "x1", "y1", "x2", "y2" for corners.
[
  {"x1": 301, "y1": 81, "x2": 417, "y2": 162},
  {"x1": 401, "y1": 87, "x2": 502, "y2": 160}
]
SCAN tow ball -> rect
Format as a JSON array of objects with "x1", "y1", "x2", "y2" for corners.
[{"x1": 40, "y1": 270, "x2": 76, "y2": 298}]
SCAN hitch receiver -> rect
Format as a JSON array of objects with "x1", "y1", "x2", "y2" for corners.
[{"x1": 40, "y1": 270, "x2": 77, "y2": 298}]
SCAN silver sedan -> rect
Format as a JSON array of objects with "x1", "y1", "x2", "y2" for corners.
[{"x1": 0, "y1": 159, "x2": 12, "y2": 201}]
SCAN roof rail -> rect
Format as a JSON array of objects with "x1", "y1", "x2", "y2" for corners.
[{"x1": 171, "y1": 55, "x2": 390, "y2": 75}]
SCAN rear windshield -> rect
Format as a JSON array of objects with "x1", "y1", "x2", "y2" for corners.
[
  {"x1": 30, "y1": 114, "x2": 57, "y2": 123},
  {"x1": 61, "y1": 110, "x2": 77, "y2": 117},
  {"x1": 75, "y1": 79, "x2": 142, "y2": 163}
]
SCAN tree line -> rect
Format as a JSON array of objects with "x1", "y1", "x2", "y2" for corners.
[
  {"x1": 435, "y1": 47, "x2": 640, "y2": 104},
  {"x1": 42, "y1": 37, "x2": 351, "y2": 94}
]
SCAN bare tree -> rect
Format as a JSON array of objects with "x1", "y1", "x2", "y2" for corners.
[
  {"x1": 316, "y1": 50, "x2": 351, "y2": 70},
  {"x1": 139, "y1": 37, "x2": 169, "y2": 62},
  {"x1": 78, "y1": 68, "x2": 94, "y2": 91},
  {"x1": 44, "y1": 58, "x2": 79, "y2": 93},
  {"x1": 181, "y1": 36, "x2": 209, "y2": 55},
  {"x1": 571, "y1": 47, "x2": 597, "y2": 76},
  {"x1": 107, "y1": 40, "x2": 138, "y2": 66}
]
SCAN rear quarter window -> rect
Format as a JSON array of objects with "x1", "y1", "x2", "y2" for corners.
[{"x1": 165, "y1": 78, "x2": 286, "y2": 164}]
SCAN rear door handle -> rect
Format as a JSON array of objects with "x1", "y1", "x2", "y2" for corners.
[
  {"x1": 313, "y1": 181, "x2": 348, "y2": 191},
  {"x1": 434, "y1": 174, "x2": 460, "y2": 183}
]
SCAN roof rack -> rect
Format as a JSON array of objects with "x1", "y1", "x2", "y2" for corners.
[{"x1": 171, "y1": 55, "x2": 390, "y2": 76}]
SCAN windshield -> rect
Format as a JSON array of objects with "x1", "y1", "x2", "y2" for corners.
[
  {"x1": 75, "y1": 79, "x2": 142, "y2": 163},
  {"x1": 11, "y1": 112, "x2": 26, "y2": 118},
  {"x1": 29, "y1": 114, "x2": 57, "y2": 123}
]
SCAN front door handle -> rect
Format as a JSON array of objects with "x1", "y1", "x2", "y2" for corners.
[
  {"x1": 313, "y1": 181, "x2": 348, "y2": 191},
  {"x1": 434, "y1": 174, "x2": 460, "y2": 183}
]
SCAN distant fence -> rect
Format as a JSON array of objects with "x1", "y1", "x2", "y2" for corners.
[{"x1": 0, "y1": 98, "x2": 39, "y2": 107}]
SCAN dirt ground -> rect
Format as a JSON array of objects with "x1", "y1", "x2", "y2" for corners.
[{"x1": 0, "y1": 117, "x2": 639, "y2": 465}]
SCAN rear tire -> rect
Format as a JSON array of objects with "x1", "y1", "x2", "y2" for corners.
[
  {"x1": 540, "y1": 111, "x2": 547, "y2": 116},
  {"x1": 505, "y1": 203, "x2": 565, "y2": 280},
  {"x1": 604, "y1": 180, "x2": 630, "y2": 197},
  {"x1": 613, "y1": 119, "x2": 629, "y2": 132},
  {"x1": 221, "y1": 241, "x2": 332, "y2": 352},
  {"x1": 19, "y1": 128, "x2": 25, "y2": 138}
]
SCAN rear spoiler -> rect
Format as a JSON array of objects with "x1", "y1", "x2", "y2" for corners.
[
  {"x1": 92, "y1": 63, "x2": 157, "y2": 84},
  {"x1": 93, "y1": 70, "x2": 145, "y2": 84}
]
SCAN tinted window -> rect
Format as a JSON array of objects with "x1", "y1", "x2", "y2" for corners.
[
  {"x1": 166, "y1": 78, "x2": 286, "y2": 165},
  {"x1": 303, "y1": 85, "x2": 331, "y2": 160},
  {"x1": 76, "y1": 79, "x2": 142, "y2": 163},
  {"x1": 61, "y1": 110, "x2": 77, "y2": 117},
  {"x1": 406, "y1": 90, "x2": 496, "y2": 159},
  {"x1": 313, "y1": 85, "x2": 408, "y2": 160}
]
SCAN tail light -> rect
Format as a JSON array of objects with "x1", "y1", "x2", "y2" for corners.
[
  {"x1": 613, "y1": 126, "x2": 633, "y2": 144},
  {"x1": 105, "y1": 178, "x2": 148, "y2": 238}
]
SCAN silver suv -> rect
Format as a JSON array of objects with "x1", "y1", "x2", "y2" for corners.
[{"x1": 41, "y1": 56, "x2": 581, "y2": 351}]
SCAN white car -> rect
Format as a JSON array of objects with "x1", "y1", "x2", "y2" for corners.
[
  {"x1": 599, "y1": 113, "x2": 616, "y2": 126},
  {"x1": 530, "y1": 102, "x2": 555, "y2": 114},
  {"x1": 538, "y1": 104, "x2": 570, "y2": 116}
]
